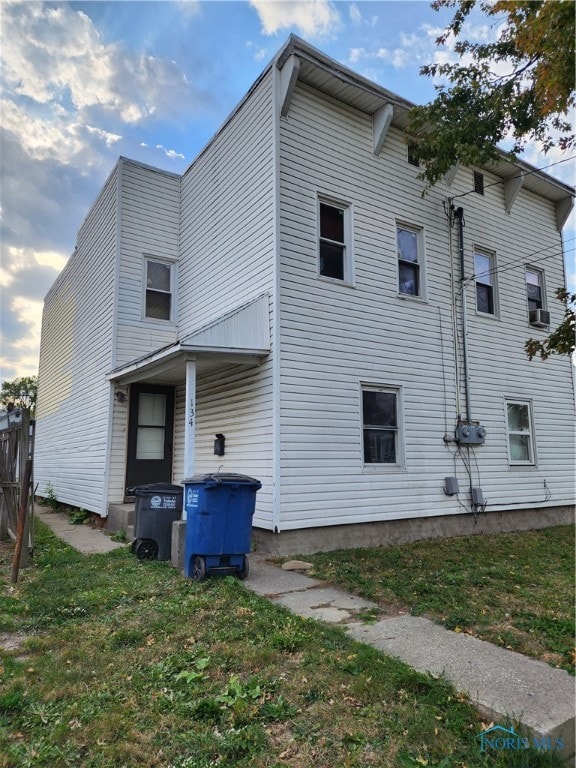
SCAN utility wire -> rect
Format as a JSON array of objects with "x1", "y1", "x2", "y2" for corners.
[{"x1": 448, "y1": 156, "x2": 576, "y2": 202}]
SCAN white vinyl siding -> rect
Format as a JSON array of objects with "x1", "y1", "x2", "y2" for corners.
[
  {"x1": 178, "y1": 72, "x2": 275, "y2": 338},
  {"x1": 115, "y1": 160, "x2": 180, "y2": 367},
  {"x1": 277, "y1": 80, "x2": 574, "y2": 530},
  {"x1": 35, "y1": 166, "x2": 119, "y2": 515},
  {"x1": 173, "y1": 363, "x2": 274, "y2": 528}
]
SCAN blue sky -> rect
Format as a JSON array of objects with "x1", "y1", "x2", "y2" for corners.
[{"x1": 1, "y1": 0, "x2": 574, "y2": 380}]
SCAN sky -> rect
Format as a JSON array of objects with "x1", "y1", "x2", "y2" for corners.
[{"x1": 1, "y1": 0, "x2": 574, "y2": 382}]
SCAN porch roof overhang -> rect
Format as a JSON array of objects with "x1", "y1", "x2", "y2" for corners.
[{"x1": 107, "y1": 294, "x2": 270, "y2": 385}]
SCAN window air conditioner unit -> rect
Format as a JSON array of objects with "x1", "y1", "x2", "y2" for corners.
[{"x1": 529, "y1": 308, "x2": 550, "y2": 328}]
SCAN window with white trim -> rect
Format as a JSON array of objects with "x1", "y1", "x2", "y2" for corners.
[
  {"x1": 474, "y1": 248, "x2": 497, "y2": 316},
  {"x1": 397, "y1": 224, "x2": 424, "y2": 298},
  {"x1": 525, "y1": 267, "x2": 545, "y2": 312},
  {"x1": 318, "y1": 199, "x2": 352, "y2": 283},
  {"x1": 145, "y1": 259, "x2": 173, "y2": 321},
  {"x1": 362, "y1": 386, "x2": 402, "y2": 465},
  {"x1": 506, "y1": 400, "x2": 535, "y2": 465}
]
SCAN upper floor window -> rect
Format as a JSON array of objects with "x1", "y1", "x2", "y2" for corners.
[
  {"x1": 474, "y1": 249, "x2": 497, "y2": 316},
  {"x1": 318, "y1": 199, "x2": 352, "y2": 283},
  {"x1": 362, "y1": 385, "x2": 402, "y2": 466},
  {"x1": 397, "y1": 224, "x2": 424, "y2": 298},
  {"x1": 145, "y1": 259, "x2": 173, "y2": 321},
  {"x1": 525, "y1": 267, "x2": 551, "y2": 327},
  {"x1": 525, "y1": 268, "x2": 545, "y2": 312}
]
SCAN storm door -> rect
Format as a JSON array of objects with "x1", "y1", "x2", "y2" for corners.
[{"x1": 125, "y1": 384, "x2": 175, "y2": 493}]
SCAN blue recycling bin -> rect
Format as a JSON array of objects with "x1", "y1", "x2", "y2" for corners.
[{"x1": 183, "y1": 473, "x2": 261, "y2": 581}]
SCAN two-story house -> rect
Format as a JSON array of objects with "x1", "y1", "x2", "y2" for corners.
[{"x1": 35, "y1": 36, "x2": 575, "y2": 554}]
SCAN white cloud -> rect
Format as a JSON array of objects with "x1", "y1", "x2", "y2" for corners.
[
  {"x1": 246, "y1": 41, "x2": 268, "y2": 62},
  {"x1": 349, "y1": 3, "x2": 362, "y2": 24},
  {"x1": 349, "y1": 47, "x2": 365, "y2": 64},
  {"x1": 155, "y1": 144, "x2": 185, "y2": 160},
  {"x1": 249, "y1": 0, "x2": 341, "y2": 38}
]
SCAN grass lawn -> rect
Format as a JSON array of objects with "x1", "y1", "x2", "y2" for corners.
[
  {"x1": 301, "y1": 525, "x2": 575, "y2": 673},
  {"x1": 0, "y1": 522, "x2": 568, "y2": 767}
]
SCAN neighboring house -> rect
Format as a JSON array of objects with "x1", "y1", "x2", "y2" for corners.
[{"x1": 35, "y1": 36, "x2": 575, "y2": 553}]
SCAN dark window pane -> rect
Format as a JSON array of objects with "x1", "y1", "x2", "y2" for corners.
[
  {"x1": 147, "y1": 261, "x2": 171, "y2": 291},
  {"x1": 399, "y1": 261, "x2": 419, "y2": 295},
  {"x1": 526, "y1": 283, "x2": 542, "y2": 308},
  {"x1": 363, "y1": 429, "x2": 396, "y2": 463},
  {"x1": 476, "y1": 283, "x2": 494, "y2": 314},
  {"x1": 363, "y1": 390, "x2": 396, "y2": 427},
  {"x1": 507, "y1": 403, "x2": 529, "y2": 432},
  {"x1": 397, "y1": 228, "x2": 418, "y2": 262},
  {"x1": 319, "y1": 241, "x2": 344, "y2": 280},
  {"x1": 146, "y1": 290, "x2": 171, "y2": 320},
  {"x1": 320, "y1": 203, "x2": 344, "y2": 243}
]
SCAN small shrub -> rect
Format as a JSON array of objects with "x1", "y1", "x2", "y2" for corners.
[
  {"x1": 67, "y1": 507, "x2": 90, "y2": 525},
  {"x1": 44, "y1": 482, "x2": 60, "y2": 511}
]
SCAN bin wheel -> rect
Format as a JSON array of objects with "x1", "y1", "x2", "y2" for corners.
[
  {"x1": 237, "y1": 555, "x2": 249, "y2": 581},
  {"x1": 135, "y1": 539, "x2": 158, "y2": 561},
  {"x1": 191, "y1": 556, "x2": 207, "y2": 582}
]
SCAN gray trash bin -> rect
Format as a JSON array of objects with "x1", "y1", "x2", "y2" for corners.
[{"x1": 130, "y1": 483, "x2": 183, "y2": 561}]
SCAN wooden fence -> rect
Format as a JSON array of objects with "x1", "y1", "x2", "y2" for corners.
[{"x1": 0, "y1": 409, "x2": 34, "y2": 566}]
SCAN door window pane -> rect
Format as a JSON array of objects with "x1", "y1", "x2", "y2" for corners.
[
  {"x1": 136, "y1": 427, "x2": 165, "y2": 460},
  {"x1": 139, "y1": 394, "x2": 166, "y2": 426}
]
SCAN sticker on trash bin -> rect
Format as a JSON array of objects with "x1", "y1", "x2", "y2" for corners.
[
  {"x1": 186, "y1": 488, "x2": 199, "y2": 509},
  {"x1": 151, "y1": 494, "x2": 178, "y2": 509}
]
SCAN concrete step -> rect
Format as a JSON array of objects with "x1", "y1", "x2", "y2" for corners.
[{"x1": 106, "y1": 503, "x2": 134, "y2": 534}]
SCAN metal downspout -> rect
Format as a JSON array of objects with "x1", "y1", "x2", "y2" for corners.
[{"x1": 453, "y1": 205, "x2": 472, "y2": 423}]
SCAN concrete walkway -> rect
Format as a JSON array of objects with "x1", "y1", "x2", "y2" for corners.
[
  {"x1": 35, "y1": 507, "x2": 125, "y2": 555},
  {"x1": 35, "y1": 509, "x2": 575, "y2": 762}
]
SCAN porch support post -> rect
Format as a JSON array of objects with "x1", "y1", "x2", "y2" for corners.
[{"x1": 184, "y1": 357, "x2": 197, "y2": 480}]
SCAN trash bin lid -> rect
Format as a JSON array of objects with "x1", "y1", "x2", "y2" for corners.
[
  {"x1": 183, "y1": 473, "x2": 261, "y2": 488},
  {"x1": 131, "y1": 483, "x2": 183, "y2": 495}
]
